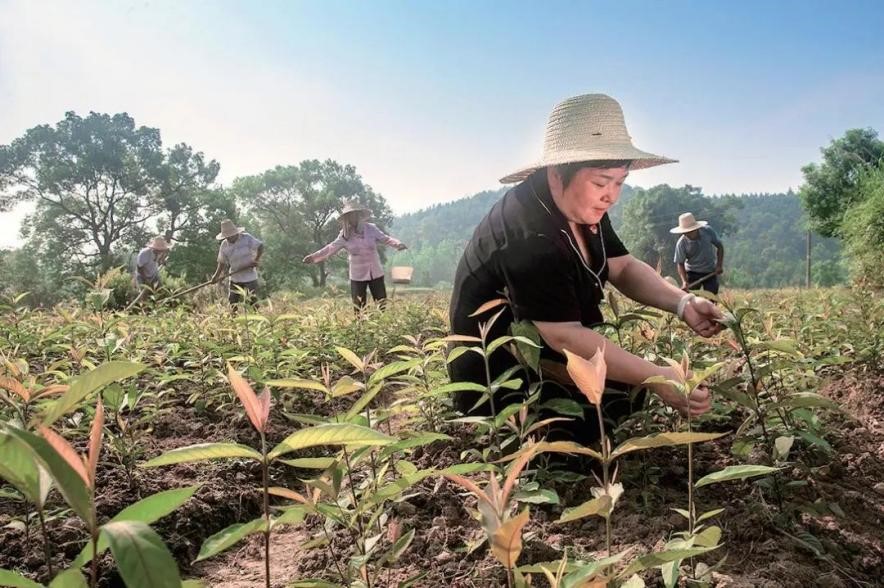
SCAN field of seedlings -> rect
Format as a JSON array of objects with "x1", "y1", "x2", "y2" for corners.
[{"x1": 0, "y1": 286, "x2": 882, "y2": 588}]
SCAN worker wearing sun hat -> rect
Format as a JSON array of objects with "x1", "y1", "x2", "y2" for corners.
[
  {"x1": 303, "y1": 200, "x2": 407, "y2": 310},
  {"x1": 210, "y1": 219, "x2": 264, "y2": 306},
  {"x1": 134, "y1": 236, "x2": 171, "y2": 289},
  {"x1": 448, "y1": 93, "x2": 724, "y2": 451},
  {"x1": 671, "y1": 212, "x2": 725, "y2": 294}
]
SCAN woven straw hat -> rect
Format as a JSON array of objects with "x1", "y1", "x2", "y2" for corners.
[
  {"x1": 500, "y1": 93, "x2": 676, "y2": 184},
  {"x1": 338, "y1": 201, "x2": 369, "y2": 221},
  {"x1": 147, "y1": 236, "x2": 171, "y2": 251},
  {"x1": 216, "y1": 219, "x2": 245, "y2": 240},
  {"x1": 670, "y1": 212, "x2": 708, "y2": 234}
]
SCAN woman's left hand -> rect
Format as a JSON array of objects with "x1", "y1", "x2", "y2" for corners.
[
  {"x1": 396, "y1": 243, "x2": 408, "y2": 251},
  {"x1": 682, "y1": 296, "x2": 724, "y2": 337}
]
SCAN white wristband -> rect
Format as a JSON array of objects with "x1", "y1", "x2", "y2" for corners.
[{"x1": 676, "y1": 293, "x2": 695, "y2": 320}]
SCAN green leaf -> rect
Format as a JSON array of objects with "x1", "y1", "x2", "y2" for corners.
[
  {"x1": 430, "y1": 381, "x2": 486, "y2": 395},
  {"x1": 335, "y1": 346, "x2": 364, "y2": 372},
  {"x1": 269, "y1": 423, "x2": 393, "y2": 460},
  {"x1": 43, "y1": 361, "x2": 145, "y2": 426},
  {"x1": 378, "y1": 433, "x2": 453, "y2": 459},
  {"x1": 141, "y1": 443, "x2": 263, "y2": 467},
  {"x1": 694, "y1": 525, "x2": 722, "y2": 547},
  {"x1": 272, "y1": 506, "x2": 307, "y2": 528},
  {"x1": 279, "y1": 457, "x2": 336, "y2": 470},
  {"x1": 538, "y1": 398, "x2": 585, "y2": 418},
  {"x1": 513, "y1": 488, "x2": 560, "y2": 505},
  {"x1": 759, "y1": 339, "x2": 801, "y2": 356},
  {"x1": 619, "y1": 547, "x2": 716, "y2": 577},
  {"x1": 0, "y1": 568, "x2": 44, "y2": 588},
  {"x1": 558, "y1": 495, "x2": 612, "y2": 523},
  {"x1": 47, "y1": 569, "x2": 87, "y2": 588},
  {"x1": 195, "y1": 517, "x2": 266, "y2": 562},
  {"x1": 621, "y1": 575, "x2": 646, "y2": 588},
  {"x1": 72, "y1": 486, "x2": 200, "y2": 567},
  {"x1": 378, "y1": 528, "x2": 416, "y2": 565},
  {"x1": 368, "y1": 359, "x2": 420, "y2": 387},
  {"x1": 344, "y1": 384, "x2": 383, "y2": 420},
  {"x1": 611, "y1": 432, "x2": 725, "y2": 459},
  {"x1": 694, "y1": 465, "x2": 780, "y2": 488},
  {"x1": 3, "y1": 427, "x2": 92, "y2": 524},
  {"x1": 103, "y1": 521, "x2": 182, "y2": 588},
  {"x1": 696, "y1": 508, "x2": 725, "y2": 523},
  {"x1": 670, "y1": 508, "x2": 691, "y2": 520},
  {"x1": 0, "y1": 433, "x2": 42, "y2": 504},
  {"x1": 264, "y1": 379, "x2": 328, "y2": 393}
]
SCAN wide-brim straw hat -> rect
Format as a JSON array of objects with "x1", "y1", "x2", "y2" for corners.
[
  {"x1": 216, "y1": 219, "x2": 245, "y2": 240},
  {"x1": 147, "y1": 236, "x2": 171, "y2": 251},
  {"x1": 338, "y1": 201, "x2": 369, "y2": 221},
  {"x1": 500, "y1": 93, "x2": 677, "y2": 184},
  {"x1": 670, "y1": 212, "x2": 708, "y2": 234}
]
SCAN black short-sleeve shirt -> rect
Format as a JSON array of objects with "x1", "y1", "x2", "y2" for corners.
[{"x1": 448, "y1": 169, "x2": 629, "y2": 396}]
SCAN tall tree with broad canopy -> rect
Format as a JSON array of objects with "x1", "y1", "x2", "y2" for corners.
[
  {"x1": 233, "y1": 160, "x2": 393, "y2": 288},
  {"x1": 618, "y1": 184, "x2": 741, "y2": 280},
  {"x1": 0, "y1": 111, "x2": 220, "y2": 274},
  {"x1": 799, "y1": 128, "x2": 884, "y2": 238}
]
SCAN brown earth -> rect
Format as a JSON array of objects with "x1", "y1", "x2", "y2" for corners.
[{"x1": 1, "y1": 369, "x2": 882, "y2": 587}]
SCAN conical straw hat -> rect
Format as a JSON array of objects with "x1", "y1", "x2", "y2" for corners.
[
  {"x1": 338, "y1": 201, "x2": 370, "y2": 221},
  {"x1": 216, "y1": 219, "x2": 245, "y2": 240},
  {"x1": 500, "y1": 93, "x2": 676, "y2": 184}
]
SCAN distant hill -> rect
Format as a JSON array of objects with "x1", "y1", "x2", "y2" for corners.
[{"x1": 388, "y1": 185, "x2": 844, "y2": 288}]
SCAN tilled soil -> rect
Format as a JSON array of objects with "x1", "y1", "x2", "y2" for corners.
[{"x1": 2, "y1": 369, "x2": 882, "y2": 587}]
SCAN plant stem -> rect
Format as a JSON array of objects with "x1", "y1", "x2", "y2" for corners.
[
  {"x1": 481, "y1": 340, "x2": 501, "y2": 461},
  {"x1": 37, "y1": 506, "x2": 53, "y2": 578},
  {"x1": 687, "y1": 408, "x2": 696, "y2": 578},
  {"x1": 595, "y1": 404, "x2": 611, "y2": 557},
  {"x1": 341, "y1": 447, "x2": 372, "y2": 588},
  {"x1": 261, "y1": 434, "x2": 271, "y2": 588}
]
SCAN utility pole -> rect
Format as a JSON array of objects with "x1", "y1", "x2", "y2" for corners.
[{"x1": 805, "y1": 230, "x2": 812, "y2": 288}]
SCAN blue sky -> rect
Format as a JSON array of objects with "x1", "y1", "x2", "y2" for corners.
[{"x1": 1, "y1": 0, "x2": 883, "y2": 246}]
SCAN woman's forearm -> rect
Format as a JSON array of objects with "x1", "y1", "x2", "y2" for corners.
[
  {"x1": 610, "y1": 256, "x2": 684, "y2": 315},
  {"x1": 534, "y1": 321, "x2": 668, "y2": 386}
]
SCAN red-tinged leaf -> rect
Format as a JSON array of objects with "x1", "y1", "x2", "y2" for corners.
[
  {"x1": 39, "y1": 426, "x2": 89, "y2": 487},
  {"x1": 563, "y1": 347, "x2": 606, "y2": 406},
  {"x1": 0, "y1": 376, "x2": 29, "y2": 402},
  {"x1": 35, "y1": 384, "x2": 69, "y2": 398},
  {"x1": 257, "y1": 388, "x2": 271, "y2": 431},
  {"x1": 502, "y1": 442, "x2": 540, "y2": 506},
  {"x1": 469, "y1": 298, "x2": 507, "y2": 317},
  {"x1": 491, "y1": 509, "x2": 530, "y2": 569},
  {"x1": 444, "y1": 474, "x2": 493, "y2": 509},
  {"x1": 87, "y1": 399, "x2": 105, "y2": 487},
  {"x1": 227, "y1": 364, "x2": 264, "y2": 433},
  {"x1": 268, "y1": 487, "x2": 310, "y2": 504}
]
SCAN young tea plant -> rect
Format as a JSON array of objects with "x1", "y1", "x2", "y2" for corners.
[{"x1": 142, "y1": 364, "x2": 395, "y2": 588}]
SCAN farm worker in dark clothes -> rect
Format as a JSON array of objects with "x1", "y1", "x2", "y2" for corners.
[
  {"x1": 210, "y1": 219, "x2": 264, "y2": 305},
  {"x1": 303, "y1": 200, "x2": 408, "y2": 309},
  {"x1": 671, "y1": 212, "x2": 725, "y2": 294},
  {"x1": 134, "y1": 236, "x2": 171, "y2": 289},
  {"x1": 448, "y1": 93, "x2": 724, "y2": 448}
]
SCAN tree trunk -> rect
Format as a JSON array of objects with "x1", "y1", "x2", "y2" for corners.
[{"x1": 319, "y1": 261, "x2": 327, "y2": 287}]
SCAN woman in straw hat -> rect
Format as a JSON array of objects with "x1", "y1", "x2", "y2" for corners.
[
  {"x1": 303, "y1": 200, "x2": 407, "y2": 310},
  {"x1": 448, "y1": 93, "x2": 724, "y2": 451},
  {"x1": 671, "y1": 212, "x2": 725, "y2": 294},
  {"x1": 210, "y1": 219, "x2": 264, "y2": 305},
  {"x1": 134, "y1": 236, "x2": 171, "y2": 289}
]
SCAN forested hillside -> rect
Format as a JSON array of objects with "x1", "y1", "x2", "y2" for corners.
[{"x1": 389, "y1": 186, "x2": 844, "y2": 288}]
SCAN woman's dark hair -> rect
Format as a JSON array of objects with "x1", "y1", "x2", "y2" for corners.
[{"x1": 555, "y1": 160, "x2": 632, "y2": 188}]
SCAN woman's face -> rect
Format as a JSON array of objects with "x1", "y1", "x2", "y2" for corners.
[{"x1": 549, "y1": 166, "x2": 629, "y2": 225}]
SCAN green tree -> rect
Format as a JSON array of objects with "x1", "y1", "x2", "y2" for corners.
[
  {"x1": 799, "y1": 128, "x2": 884, "y2": 237},
  {"x1": 233, "y1": 160, "x2": 393, "y2": 288},
  {"x1": 618, "y1": 184, "x2": 741, "y2": 279},
  {"x1": 0, "y1": 112, "x2": 220, "y2": 275},
  {"x1": 841, "y1": 164, "x2": 884, "y2": 289}
]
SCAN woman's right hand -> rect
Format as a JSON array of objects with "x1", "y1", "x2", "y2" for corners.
[
  {"x1": 302, "y1": 254, "x2": 314, "y2": 264},
  {"x1": 650, "y1": 366, "x2": 712, "y2": 417}
]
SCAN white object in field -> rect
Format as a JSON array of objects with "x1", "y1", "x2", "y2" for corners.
[{"x1": 391, "y1": 266, "x2": 414, "y2": 284}]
